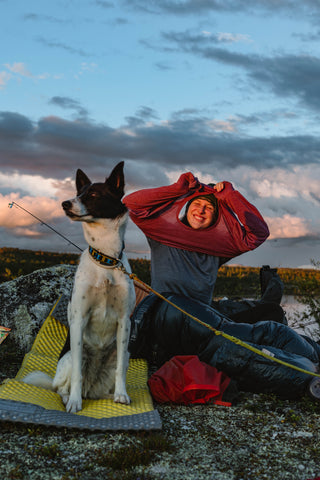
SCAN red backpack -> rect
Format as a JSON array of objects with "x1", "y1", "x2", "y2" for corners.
[{"x1": 148, "y1": 355, "x2": 232, "y2": 406}]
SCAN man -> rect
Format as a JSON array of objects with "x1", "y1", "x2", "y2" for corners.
[
  {"x1": 125, "y1": 173, "x2": 285, "y2": 323},
  {"x1": 124, "y1": 173, "x2": 269, "y2": 305},
  {"x1": 124, "y1": 172, "x2": 320, "y2": 402}
]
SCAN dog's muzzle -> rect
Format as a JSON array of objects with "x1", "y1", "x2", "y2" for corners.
[{"x1": 62, "y1": 200, "x2": 72, "y2": 211}]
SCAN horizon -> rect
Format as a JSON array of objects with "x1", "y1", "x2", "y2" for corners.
[{"x1": 0, "y1": 244, "x2": 318, "y2": 271}]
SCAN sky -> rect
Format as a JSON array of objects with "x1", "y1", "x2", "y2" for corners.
[{"x1": 1, "y1": 0, "x2": 320, "y2": 269}]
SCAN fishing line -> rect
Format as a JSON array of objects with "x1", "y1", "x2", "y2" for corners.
[{"x1": 8, "y1": 201, "x2": 83, "y2": 252}]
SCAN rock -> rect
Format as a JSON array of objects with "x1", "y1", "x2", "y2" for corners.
[{"x1": 0, "y1": 265, "x2": 76, "y2": 352}]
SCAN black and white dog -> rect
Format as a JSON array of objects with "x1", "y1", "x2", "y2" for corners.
[{"x1": 24, "y1": 162, "x2": 136, "y2": 413}]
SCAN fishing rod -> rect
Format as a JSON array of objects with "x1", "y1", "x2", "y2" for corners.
[{"x1": 8, "y1": 201, "x2": 83, "y2": 252}]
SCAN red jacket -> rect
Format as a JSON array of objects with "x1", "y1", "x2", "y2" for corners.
[{"x1": 124, "y1": 173, "x2": 269, "y2": 259}]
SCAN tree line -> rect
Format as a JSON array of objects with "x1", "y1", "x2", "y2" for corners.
[{"x1": 1, "y1": 247, "x2": 319, "y2": 298}]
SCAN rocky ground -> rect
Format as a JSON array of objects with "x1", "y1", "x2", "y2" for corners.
[{"x1": 0, "y1": 267, "x2": 320, "y2": 480}]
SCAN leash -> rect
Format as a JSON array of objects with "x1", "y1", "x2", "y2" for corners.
[
  {"x1": 9, "y1": 200, "x2": 320, "y2": 378},
  {"x1": 128, "y1": 273, "x2": 320, "y2": 379}
]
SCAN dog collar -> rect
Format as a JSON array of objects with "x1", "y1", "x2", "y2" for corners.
[{"x1": 88, "y1": 245, "x2": 123, "y2": 268}]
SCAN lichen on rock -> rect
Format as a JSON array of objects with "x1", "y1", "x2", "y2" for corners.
[{"x1": 0, "y1": 265, "x2": 76, "y2": 352}]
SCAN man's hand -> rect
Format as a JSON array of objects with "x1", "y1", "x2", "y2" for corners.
[
  {"x1": 177, "y1": 172, "x2": 199, "y2": 190},
  {"x1": 213, "y1": 182, "x2": 225, "y2": 192}
]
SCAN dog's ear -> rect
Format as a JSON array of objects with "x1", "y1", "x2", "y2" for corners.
[
  {"x1": 105, "y1": 161, "x2": 125, "y2": 198},
  {"x1": 76, "y1": 169, "x2": 91, "y2": 194}
]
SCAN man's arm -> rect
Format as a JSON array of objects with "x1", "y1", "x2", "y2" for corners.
[
  {"x1": 215, "y1": 182, "x2": 270, "y2": 250},
  {"x1": 123, "y1": 172, "x2": 199, "y2": 219}
]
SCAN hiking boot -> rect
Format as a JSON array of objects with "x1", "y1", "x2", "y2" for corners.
[
  {"x1": 308, "y1": 377, "x2": 320, "y2": 401},
  {"x1": 259, "y1": 265, "x2": 284, "y2": 304},
  {"x1": 260, "y1": 265, "x2": 278, "y2": 295}
]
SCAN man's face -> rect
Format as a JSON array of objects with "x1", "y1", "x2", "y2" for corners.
[{"x1": 186, "y1": 198, "x2": 216, "y2": 230}]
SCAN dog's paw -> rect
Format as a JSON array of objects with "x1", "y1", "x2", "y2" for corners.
[
  {"x1": 65, "y1": 395, "x2": 82, "y2": 413},
  {"x1": 114, "y1": 391, "x2": 131, "y2": 405},
  {"x1": 61, "y1": 394, "x2": 70, "y2": 406}
]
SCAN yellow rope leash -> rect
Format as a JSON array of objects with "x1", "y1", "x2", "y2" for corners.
[{"x1": 129, "y1": 273, "x2": 320, "y2": 379}]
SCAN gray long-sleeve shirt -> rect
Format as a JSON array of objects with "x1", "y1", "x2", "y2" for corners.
[{"x1": 148, "y1": 238, "x2": 220, "y2": 305}]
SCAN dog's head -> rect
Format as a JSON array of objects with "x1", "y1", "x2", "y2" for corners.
[{"x1": 62, "y1": 161, "x2": 127, "y2": 221}]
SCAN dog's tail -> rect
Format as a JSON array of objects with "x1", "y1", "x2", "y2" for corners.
[{"x1": 23, "y1": 371, "x2": 54, "y2": 391}]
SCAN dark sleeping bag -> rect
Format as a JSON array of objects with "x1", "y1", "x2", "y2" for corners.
[{"x1": 129, "y1": 293, "x2": 320, "y2": 399}]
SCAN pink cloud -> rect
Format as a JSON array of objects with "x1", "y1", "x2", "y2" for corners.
[
  {"x1": 0, "y1": 193, "x2": 63, "y2": 229},
  {"x1": 266, "y1": 214, "x2": 310, "y2": 239}
]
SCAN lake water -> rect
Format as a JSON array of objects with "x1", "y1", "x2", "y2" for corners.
[{"x1": 281, "y1": 295, "x2": 319, "y2": 341}]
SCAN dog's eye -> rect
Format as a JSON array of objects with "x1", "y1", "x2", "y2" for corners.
[{"x1": 88, "y1": 192, "x2": 99, "y2": 198}]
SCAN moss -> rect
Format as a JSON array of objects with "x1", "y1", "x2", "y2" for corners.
[
  {"x1": 95, "y1": 433, "x2": 173, "y2": 470},
  {"x1": 32, "y1": 442, "x2": 61, "y2": 459},
  {"x1": 8, "y1": 465, "x2": 24, "y2": 479}
]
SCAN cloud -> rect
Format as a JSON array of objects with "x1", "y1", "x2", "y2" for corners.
[
  {"x1": 0, "y1": 111, "x2": 319, "y2": 258},
  {"x1": 248, "y1": 55, "x2": 320, "y2": 110},
  {"x1": 135, "y1": 106, "x2": 159, "y2": 120},
  {"x1": 36, "y1": 37, "x2": 92, "y2": 57},
  {"x1": 0, "y1": 63, "x2": 50, "y2": 88},
  {"x1": 198, "y1": 30, "x2": 252, "y2": 44},
  {"x1": 216, "y1": 32, "x2": 252, "y2": 44},
  {"x1": 0, "y1": 71, "x2": 12, "y2": 89},
  {"x1": 294, "y1": 30, "x2": 320, "y2": 42},
  {"x1": 49, "y1": 96, "x2": 89, "y2": 119},
  {"x1": 23, "y1": 13, "x2": 69, "y2": 24},
  {"x1": 230, "y1": 110, "x2": 299, "y2": 129},
  {"x1": 266, "y1": 214, "x2": 311, "y2": 239},
  {"x1": 155, "y1": 61, "x2": 173, "y2": 71},
  {"x1": 1, "y1": 110, "x2": 320, "y2": 182},
  {"x1": 0, "y1": 193, "x2": 62, "y2": 229},
  {"x1": 0, "y1": 111, "x2": 34, "y2": 139},
  {"x1": 0, "y1": 189, "x2": 85, "y2": 252},
  {"x1": 112, "y1": 17, "x2": 129, "y2": 25},
  {"x1": 0, "y1": 172, "x2": 60, "y2": 198},
  {"x1": 95, "y1": 0, "x2": 114, "y2": 8},
  {"x1": 246, "y1": 166, "x2": 320, "y2": 206},
  {"x1": 125, "y1": 106, "x2": 159, "y2": 127},
  {"x1": 0, "y1": 196, "x2": 84, "y2": 252},
  {"x1": 4, "y1": 62, "x2": 32, "y2": 77},
  {"x1": 232, "y1": 167, "x2": 320, "y2": 251},
  {"x1": 79, "y1": 62, "x2": 98, "y2": 73},
  {"x1": 126, "y1": 0, "x2": 320, "y2": 16},
  {"x1": 155, "y1": 30, "x2": 320, "y2": 111},
  {"x1": 1, "y1": 108, "x2": 320, "y2": 253}
]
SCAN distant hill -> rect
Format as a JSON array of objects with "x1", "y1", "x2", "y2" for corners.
[{"x1": 0, "y1": 247, "x2": 319, "y2": 297}]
